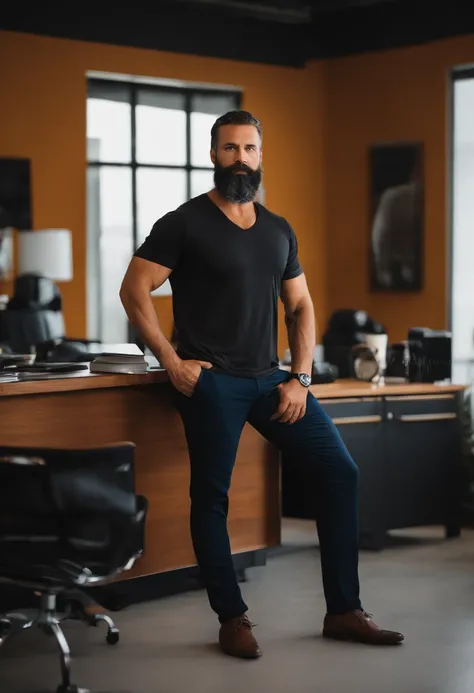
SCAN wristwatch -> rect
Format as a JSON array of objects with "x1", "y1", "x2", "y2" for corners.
[{"x1": 288, "y1": 372, "x2": 312, "y2": 388}]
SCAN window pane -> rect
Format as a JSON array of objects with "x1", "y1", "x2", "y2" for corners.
[
  {"x1": 137, "y1": 167, "x2": 187, "y2": 296},
  {"x1": 452, "y1": 77, "x2": 474, "y2": 362},
  {"x1": 191, "y1": 93, "x2": 239, "y2": 115},
  {"x1": 87, "y1": 80, "x2": 130, "y2": 103},
  {"x1": 190, "y1": 92, "x2": 239, "y2": 167},
  {"x1": 87, "y1": 166, "x2": 133, "y2": 343},
  {"x1": 136, "y1": 89, "x2": 186, "y2": 165},
  {"x1": 136, "y1": 167, "x2": 187, "y2": 246},
  {"x1": 191, "y1": 169, "x2": 214, "y2": 198},
  {"x1": 87, "y1": 98, "x2": 131, "y2": 163},
  {"x1": 191, "y1": 112, "x2": 217, "y2": 168}
]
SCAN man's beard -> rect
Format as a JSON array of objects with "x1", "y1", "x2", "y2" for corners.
[{"x1": 213, "y1": 161, "x2": 262, "y2": 204}]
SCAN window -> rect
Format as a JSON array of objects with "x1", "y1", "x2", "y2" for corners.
[
  {"x1": 86, "y1": 78, "x2": 240, "y2": 342},
  {"x1": 451, "y1": 71, "x2": 474, "y2": 372}
]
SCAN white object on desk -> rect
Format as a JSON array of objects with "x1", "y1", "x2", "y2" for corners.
[
  {"x1": 364, "y1": 333, "x2": 388, "y2": 374},
  {"x1": 87, "y1": 343, "x2": 144, "y2": 356}
]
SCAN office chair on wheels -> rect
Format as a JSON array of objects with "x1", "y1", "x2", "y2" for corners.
[{"x1": 0, "y1": 442, "x2": 148, "y2": 693}]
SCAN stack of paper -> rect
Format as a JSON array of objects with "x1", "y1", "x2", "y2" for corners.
[{"x1": 0, "y1": 371, "x2": 20, "y2": 383}]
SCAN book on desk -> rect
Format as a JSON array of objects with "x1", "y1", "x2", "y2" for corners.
[{"x1": 90, "y1": 352, "x2": 148, "y2": 375}]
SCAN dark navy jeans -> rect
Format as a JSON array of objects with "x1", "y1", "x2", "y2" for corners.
[{"x1": 174, "y1": 368, "x2": 362, "y2": 622}]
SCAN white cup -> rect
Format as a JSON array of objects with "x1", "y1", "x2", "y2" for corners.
[{"x1": 364, "y1": 333, "x2": 388, "y2": 380}]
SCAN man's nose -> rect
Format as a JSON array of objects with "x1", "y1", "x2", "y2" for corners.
[{"x1": 234, "y1": 147, "x2": 247, "y2": 163}]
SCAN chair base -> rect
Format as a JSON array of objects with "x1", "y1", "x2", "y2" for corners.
[
  {"x1": 0, "y1": 591, "x2": 120, "y2": 692},
  {"x1": 59, "y1": 594, "x2": 120, "y2": 645}
]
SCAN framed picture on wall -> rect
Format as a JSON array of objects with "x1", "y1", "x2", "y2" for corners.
[
  {"x1": 0, "y1": 158, "x2": 32, "y2": 232},
  {"x1": 369, "y1": 142, "x2": 424, "y2": 292}
]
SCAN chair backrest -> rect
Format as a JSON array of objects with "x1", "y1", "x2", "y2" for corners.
[
  {"x1": 1, "y1": 309, "x2": 65, "y2": 353},
  {"x1": 0, "y1": 443, "x2": 141, "y2": 578}
]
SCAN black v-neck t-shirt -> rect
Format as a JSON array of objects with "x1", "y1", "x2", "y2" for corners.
[{"x1": 134, "y1": 193, "x2": 303, "y2": 378}]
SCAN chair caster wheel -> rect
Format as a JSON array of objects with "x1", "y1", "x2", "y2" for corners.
[{"x1": 106, "y1": 628, "x2": 119, "y2": 645}]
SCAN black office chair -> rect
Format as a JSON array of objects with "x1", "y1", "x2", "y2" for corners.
[
  {"x1": 0, "y1": 442, "x2": 148, "y2": 693},
  {"x1": 2, "y1": 273, "x2": 99, "y2": 357}
]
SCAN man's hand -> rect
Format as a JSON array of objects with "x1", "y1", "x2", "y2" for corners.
[
  {"x1": 168, "y1": 359, "x2": 213, "y2": 397},
  {"x1": 271, "y1": 379, "x2": 308, "y2": 424}
]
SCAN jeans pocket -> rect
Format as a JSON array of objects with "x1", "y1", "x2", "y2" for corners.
[{"x1": 190, "y1": 368, "x2": 206, "y2": 398}]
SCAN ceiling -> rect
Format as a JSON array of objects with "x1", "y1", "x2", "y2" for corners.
[{"x1": 0, "y1": 0, "x2": 473, "y2": 67}]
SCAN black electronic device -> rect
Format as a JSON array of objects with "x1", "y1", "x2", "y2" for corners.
[{"x1": 407, "y1": 327, "x2": 451, "y2": 383}]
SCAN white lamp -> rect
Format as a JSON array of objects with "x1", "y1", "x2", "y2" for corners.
[{"x1": 18, "y1": 229, "x2": 73, "y2": 281}]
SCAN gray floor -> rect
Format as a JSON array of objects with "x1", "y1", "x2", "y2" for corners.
[{"x1": 1, "y1": 520, "x2": 474, "y2": 693}]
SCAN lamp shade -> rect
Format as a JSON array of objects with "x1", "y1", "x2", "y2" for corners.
[{"x1": 18, "y1": 229, "x2": 73, "y2": 281}]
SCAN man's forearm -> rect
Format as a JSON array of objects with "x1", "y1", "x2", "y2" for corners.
[
  {"x1": 120, "y1": 288, "x2": 180, "y2": 372},
  {"x1": 285, "y1": 303, "x2": 315, "y2": 374}
]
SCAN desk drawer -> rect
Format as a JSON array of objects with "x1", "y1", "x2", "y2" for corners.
[
  {"x1": 320, "y1": 397, "x2": 383, "y2": 425},
  {"x1": 384, "y1": 393, "x2": 458, "y2": 423}
]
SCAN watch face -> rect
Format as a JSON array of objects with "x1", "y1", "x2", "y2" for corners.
[{"x1": 299, "y1": 373, "x2": 312, "y2": 387}]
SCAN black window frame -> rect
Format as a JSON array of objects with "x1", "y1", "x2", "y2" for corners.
[{"x1": 86, "y1": 77, "x2": 241, "y2": 251}]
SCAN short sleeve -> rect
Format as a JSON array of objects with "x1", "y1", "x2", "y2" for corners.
[
  {"x1": 282, "y1": 223, "x2": 303, "y2": 280},
  {"x1": 134, "y1": 210, "x2": 185, "y2": 270}
]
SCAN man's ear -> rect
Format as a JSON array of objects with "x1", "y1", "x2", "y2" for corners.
[{"x1": 210, "y1": 149, "x2": 216, "y2": 165}]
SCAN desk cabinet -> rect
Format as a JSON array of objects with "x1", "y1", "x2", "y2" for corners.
[
  {"x1": 382, "y1": 393, "x2": 462, "y2": 538},
  {"x1": 282, "y1": 388, "x2": 464, "y2": 550}
]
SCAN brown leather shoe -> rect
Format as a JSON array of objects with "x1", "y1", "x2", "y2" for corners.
[
  {"x1": 323, "y1": 610, "x2": 404, "y2": 645},
  {"x1": 219, "y1": 615, "x2": 262, "y2": 659}
]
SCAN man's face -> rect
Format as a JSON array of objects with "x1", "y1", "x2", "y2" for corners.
[{"x1": 211, "y1": 124, "x2": 263, "y2": 204}]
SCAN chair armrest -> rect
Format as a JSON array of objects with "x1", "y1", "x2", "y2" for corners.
[
  {"x1": 80, "y1": 494, "x2": 149, "y2": 587},
  {"x1": 132, "y1": 495, "x2": 148, "y2": 552},
  {"x1": 57, "y1": 559, "x2": 94, "y2": 585},
  {"x1": 0, "y1": 456, "x2": 45, "y2": 466},
  {"x1": 135, "y1": 495, "x2": 148, "y2": 523}
]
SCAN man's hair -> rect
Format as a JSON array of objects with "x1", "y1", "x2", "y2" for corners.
[{"x1": 210, "y1": 110, "x2": 262, "y2": 151}]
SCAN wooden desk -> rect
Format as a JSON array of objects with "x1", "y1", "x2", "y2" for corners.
[
  {"x1": 0, "y1": 370, "x2": 279, "y2": 599},
  {"x1": 0, "y1": 372, "x2": 467, "y2": 599}
]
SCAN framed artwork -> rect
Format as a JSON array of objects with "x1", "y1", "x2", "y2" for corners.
[
  {"x1": 369, "y1": 142, "x2": 424, "y2": 292},
  {"x1": 0, "y1": 157, "x2": 32, "y2": 231}
]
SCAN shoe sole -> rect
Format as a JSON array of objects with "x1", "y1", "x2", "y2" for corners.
[
  {"x1": 323, "y1": 630, "x2": 404, "y2": 646},
  {"x1": 220, "y1": 647, "x2": 262, "y2": 659}
]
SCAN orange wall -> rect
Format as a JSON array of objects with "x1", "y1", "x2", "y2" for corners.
[
  {"x1": 2, "y1": 30, "x2": 473, "y2": 351},
  {"x1": 325, "y1": 35, "x2": 474, "y2": 342},
  {"x1": 0, "y1": 30, "x2": 326, "y2": 353}
]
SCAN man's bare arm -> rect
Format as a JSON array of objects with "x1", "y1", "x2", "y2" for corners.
[
  {"x1": 270, "y1": 273, "x2": 315, "y2": 425},
  {"x1": 281, "y1": 273, "x2": 315, "y2": 374},
  {"x1": 119, "y1": 256, "x2": 179, "y2": 371},
  {"x1": 119, "y1": 257, "x2": 212, "y2": 395}
]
